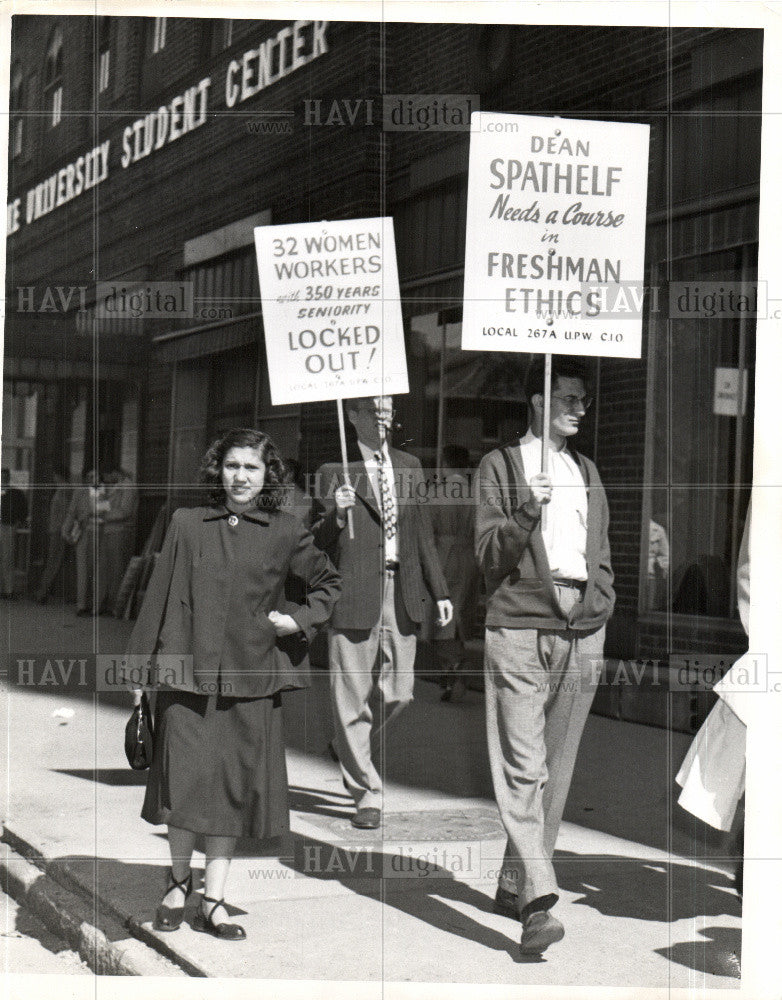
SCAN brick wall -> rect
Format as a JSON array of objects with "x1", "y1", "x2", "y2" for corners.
[{"x1": 6, "y1": 19, "x2": 761, "y2": 712}]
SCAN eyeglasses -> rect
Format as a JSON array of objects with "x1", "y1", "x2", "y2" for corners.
[
  {"x1": 356, "y1": 407, "x2": 395, "y2": 419},
  {"x1": 551, "y1": 394, "x2": 593, "y2": 412}
]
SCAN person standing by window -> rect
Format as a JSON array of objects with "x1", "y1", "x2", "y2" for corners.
[
  {"x1": 100, "y1": 468, "x2": 138, "y2": 614},
  {"x1": 61, "y1": 470, "x2": 109, "y2": 616},
  {"x1": 35, "y1": 465, "x2": 73, "y2": 604},
  {"x1": 0, "y1": 468, "x2": 29, "y2": 598}
]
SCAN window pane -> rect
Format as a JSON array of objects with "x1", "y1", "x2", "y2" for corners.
[
  {"x1": 643, "y1": 246, "x2": 755, "y2": 618},
  {"x1": 52, "y1": 87, "x2": 62, "y2": 126},
  {"x1": 99, "y1": 51, "x2": 110, "y2": 93},
  {"x1": 403, "y1": 311, "x2": 528, "y2": 464}
]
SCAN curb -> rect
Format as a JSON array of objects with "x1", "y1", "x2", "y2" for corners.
[{"x1": 1, "y1": 826, "x2": 190, "y2": 977}]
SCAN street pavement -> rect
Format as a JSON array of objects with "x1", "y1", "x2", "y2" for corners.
[
  {"x1": 0, "y1": 597, "x2": 742, "y2": 988},
  {"x1": 1, "y1": 883, "x2": 90, "y2": 975}
]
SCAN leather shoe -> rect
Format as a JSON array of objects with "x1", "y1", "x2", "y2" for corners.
[
  {"x1": 520, "y1": 910, "x2": 565, "y2": 955},
  {"x1": 192, "y1": 895, "x2": 246, "y2": 941},
  {"x1": 493, "y1": 885, "x2": 520, "y2": 920},
  {"x1": 154, "y1": 869, "x2": 193, "y2": 932},
  {"x1": 351, "y1": 807, "x2": 381, "y2": 829}
]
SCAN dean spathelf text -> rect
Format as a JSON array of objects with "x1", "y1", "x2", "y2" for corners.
[{"x1": 490, "y1": 159, "x2": 622, "y2": 195}]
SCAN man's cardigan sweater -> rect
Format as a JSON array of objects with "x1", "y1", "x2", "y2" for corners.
[{"x1": 475, "y1": 441, "x2": 615, "y2": 632}]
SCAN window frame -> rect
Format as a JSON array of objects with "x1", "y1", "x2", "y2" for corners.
[
  {"x1": 10, "y1": 62, "x2": 24, "y2": 157},
  {"x1": 638, "y1": 242, "x2": 756, "y2": 626},
  {"x1": 44, "y1": 28, "x2": 63, "y2": 128},
  {"x1": 151, "y1": 16, "x2": 167, "y2": 55}
]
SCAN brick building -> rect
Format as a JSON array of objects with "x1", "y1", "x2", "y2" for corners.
[{"x1": 4, "y1": 15, "x2": 761, "y2": 730}]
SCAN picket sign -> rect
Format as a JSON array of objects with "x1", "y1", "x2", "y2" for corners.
[
  {"x1": 462, "y1": 112, "x2": 650, "y2": 524},
  {"x1": 255, "y1": 217, "x2": 410, "y2": 540}
]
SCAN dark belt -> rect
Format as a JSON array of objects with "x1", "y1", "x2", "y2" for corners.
[
  {"x1": 553, "y1": 578, "x2": 586, "y2": 591},
  {"x1": 385, "y1": 559, "x2": 400, "y2": 572}
]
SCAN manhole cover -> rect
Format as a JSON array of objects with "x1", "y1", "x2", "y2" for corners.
[{"x1": 300, "y1": 806, "x2": 504, "y2": 841}]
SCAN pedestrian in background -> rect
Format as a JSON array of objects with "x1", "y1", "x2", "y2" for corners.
[
  {"x1": 61, "y1": 469, "x2": 109, "y2": 616},
  {"x1": 127, "y1": 428, "x2": 340, "y2": 941},
  {"x1": 0, "y1": 468, "x2": 29, "y2": 598},
  {"x1": 100, "y1": 468, "x2": 138, "y2": 614},
  {"x1": 35, "y1": 465, "x2": 73, "y2": 604},
  {"x1": 431, "y1": 445, "x2": 480, "y2": 702}
]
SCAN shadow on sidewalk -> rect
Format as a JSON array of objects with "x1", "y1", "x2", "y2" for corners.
[
  {"x1": 53, "y1": 767, "x2": 149, "y2": 786},
  {"x1": 287, "y1": 785, "x2": 354, "y2": 820},
  {"x1": 657, "y1": 925, "x2": 741, "y2": 980},
  {"x1": 13, "y1": 838, "x2": 741, "y2": 980},
  {"x1": 554, "y1": 849, "x2": 742, "y2": 922},
  {"x1": 277, "y1": 832, "x2": 522, "y2": 962}
]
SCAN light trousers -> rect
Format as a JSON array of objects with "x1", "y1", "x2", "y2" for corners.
[
  {"x1": 329, "y1": 570, "x2": 417, "y2": 810},
  {"x1": 484, "y1": 584, "x2": 605, "y2": 910}
]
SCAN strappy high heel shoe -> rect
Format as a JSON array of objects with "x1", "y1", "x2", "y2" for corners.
[
  {"x1": 153, "y1": 869, "x2": 193, "y2": 932},
  {"x1": 192, "y1": 895, "x2": 247, "y2": 940}
]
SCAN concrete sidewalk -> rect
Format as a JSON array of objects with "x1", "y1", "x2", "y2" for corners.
[{"x1": 1, "y1": 598, "x2": 742, "y2": 988}]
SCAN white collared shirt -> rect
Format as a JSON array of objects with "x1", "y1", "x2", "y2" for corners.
[
  {"x1": 519, "y1": 429, "x2": 588, "y2": 582},
  {"x1": 357, "y1": 439, "x2": 398, "y2": 562}
]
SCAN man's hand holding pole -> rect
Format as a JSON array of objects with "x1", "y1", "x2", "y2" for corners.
[
  {"x1": 335, "y1": 484, "x2": 357, "y2": 530},
  {"x1": 521, "y1": 472, "x2": 553, "y2": 519}
]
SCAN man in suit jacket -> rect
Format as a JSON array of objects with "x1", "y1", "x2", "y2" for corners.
[{"x1": 312, "y1": 395, "x2": 452, "y2": 829}]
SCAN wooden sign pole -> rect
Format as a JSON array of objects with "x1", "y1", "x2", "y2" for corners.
[
  {"x1": 541, "y1": 353, "x2": 552, "y2": 531},
  {"x1": 336, "y1": 399, "x2": 355, "y2": 540}
]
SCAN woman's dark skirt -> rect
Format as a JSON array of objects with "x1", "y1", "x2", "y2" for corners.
[{"x1": 142, "y1": 689, "x2": 289, "y2": 839}]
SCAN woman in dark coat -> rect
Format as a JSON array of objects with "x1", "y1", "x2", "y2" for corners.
[{"x1": 128, "y1": 429, "x2": 340, "y2": 940}]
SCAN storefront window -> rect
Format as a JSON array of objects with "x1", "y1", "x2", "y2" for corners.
[
  {"x1": 207, "y1": 344, "x2": 259, "y2": 438},
  {"x1": 642, "y1": 244, "x2": 755, "y2": 618},
  {"x1": 180, "y1": 246, "x2": 259, "y2": 325},
  {"x1": 402, "y1": 309, "x2": 529, "y2": 467},
  {"x1": 2, "y1": 381, "x2": 38, "y2": 485},
  {"x1": 170, "y1": 345, "x2": 260, "y2": 490}
]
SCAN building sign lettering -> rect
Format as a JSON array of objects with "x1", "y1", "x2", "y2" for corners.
[
  {"x1": 121, "y1": 78, "x2": 211, "y2": 167},
  {"x1": 6, "y1": 21, "x2": 329, "y2": 237},
  {"x1": 225, "y1": 20, "x2": 328, "y2": 107}
]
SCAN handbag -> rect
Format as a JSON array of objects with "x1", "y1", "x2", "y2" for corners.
[{"x1": 124, "y1": 692, "x2": 155, "y2": 770}]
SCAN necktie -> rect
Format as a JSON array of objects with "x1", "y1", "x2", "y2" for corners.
[{"x1": 374, "y1": 452, "x2": 397, "y2": 541}]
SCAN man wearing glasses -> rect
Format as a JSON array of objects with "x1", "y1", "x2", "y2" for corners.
[
  {"x1": 312, "y1": 395, "x2": 452, "y2": 830},
  {"x1": 475, "y1": 356, "x2": 614, "y2": 955}
]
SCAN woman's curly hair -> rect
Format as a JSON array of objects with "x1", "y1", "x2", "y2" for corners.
[{"x1": 199, "y1": 428, "x2": 287, "y2": 510}]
